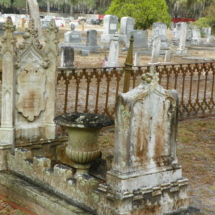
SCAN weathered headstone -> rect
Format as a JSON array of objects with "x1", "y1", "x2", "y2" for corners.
[
  {"x1": 164, "y1": 50, "x2": 172, "y2": 62},
  {"x1": 103, "y1": 66, "x2": 189, "y2": 214},
  {"x1": 64, "y1": 24, "x2": 82, "y2": 43},
  {"x1": 41, "y1": 19, "x2": 50, "y2": 29},
  {"x1": 126, "y1": 30, "x2": 148, "y2": 49},
  {"x1": 120, "y1": 17, "x2": 134, "y2": 35},
  {"x1": 0, "y1": 18, "x2": 59, "y2": 169},
  {"x1": 86, "y1": 29, "x2": 97, "y2": 46},
  {"x1": 134, "y1": 52, "x2": 140, "y2": 66},
  {"x1": 150, "y1": 35, "x2": 161, "y2": 63},
  {"x1": 101, "y1": 15, "x2": 118, "y2": 43},
  {"x1": 60, "y1": 46, "x2": 74, "y2": 67},
  {"x1": 152, "y1": 22, "x2": 169, "y2": 49},
  {"x1": 207, "y1": 35, "x2": 215, "y2": 45},
  {"x1": 202, "y1": 27, "x2": 211, "y2": 37},
  {"x1": 104, "y1": 35, "x2": 119, "y2": 67},
  {"x1": 179, "y1": 22, "x2": 187, "y2": 50},
  {"x1": 191, "y1": 27, "x2": 203, "y2": 45}
]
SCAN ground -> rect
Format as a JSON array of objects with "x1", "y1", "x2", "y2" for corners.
[{"x1": 0, "y1": 22, "x2": 214, "y2": 214}]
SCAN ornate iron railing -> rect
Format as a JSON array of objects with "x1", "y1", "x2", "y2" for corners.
[{"x1": 57, "y1": 62, "x2": 215, "y2": 120}]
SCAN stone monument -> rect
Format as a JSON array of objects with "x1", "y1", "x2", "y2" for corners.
[
  {"x1": 0, "y1": 18, "x2": 59, "y2": 169},
  {"x1": 101, "y1": 66, "x2": 189, "y2": 214},
  {"x1": 126, "y1": 30, "x2": 148, "y2": 49},
  {"x1": 120, "y1": 17, "x2": 135, "y2": 44},
  {"x1": 152, "y1": 22, "x2": 169, "y2": 49},
  {"x1": 64, "y1": 23, "x2": 82, "y2": 43},
  {"x1": 191, "y1": 27, "x2": 203, "y2": 45},
  {"x1": 104, "y1": 35, "x2": 120, "y2": 67},
  {"x1": 150, "y1": 35, "x2": 161, "y2": 63},
  {"x1": 101, "y1": 15, "x2": 118, "y2": 43}
]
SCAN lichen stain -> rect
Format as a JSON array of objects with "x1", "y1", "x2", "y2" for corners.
[
  {"x1": 154, "y1": 122, "x2": 165, "y2": 167},
  {"x1": 136, "y1": 125, "x2": 148, "y2": 164}
]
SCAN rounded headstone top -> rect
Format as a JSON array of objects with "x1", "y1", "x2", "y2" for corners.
[
  {"x1": 70, "y1": 23, "x2": 75, "y2": 31},
  {"x1": 54, "y1": 113, "x2": 114, "y2": 128}
]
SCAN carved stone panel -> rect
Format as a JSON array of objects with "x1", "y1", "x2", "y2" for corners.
[{"x1": 16, "y1": 66, "x2": 46, "y2": 121}]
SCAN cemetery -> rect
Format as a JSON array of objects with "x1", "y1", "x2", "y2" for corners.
[{"x1": 0, "y1": 7, "x2": 214, "y2": 215}]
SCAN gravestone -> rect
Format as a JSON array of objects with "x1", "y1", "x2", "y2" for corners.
[
  {"x1": 60, "y1": 46, "x2": 74, "y2": 67},
  {"x1": 41, "y1": 19, "x2": 50, "y2": 29},
  {"x1": 152, "y1": 22, "x2": 169, "y2": 49},
  {"x1": 164, "y1": 50, "x2": 172, "y2": 62},
  {"x1": 126, "y1": 30, "x2": 148, "y2": 49},
  {"x1": 173, "y1": 22, "x2": 192, "y2": 47},
  {"x1": 101, "y1": 15, "x2": 118, "y2": 43},
  {"x1": 179, "y1": 22, "x2": 187, "y2": 50},
  {"x1": 104, "y1": 35, "x2": 119, "y2": 67},
  {"x1": 64, "y1": 24, "x2": 82, "y2": 43},
  {"x1": 191, "y1": 27, "x2": 203, "y2": 45},
  {"x1": 202, "y1": 27, "x2": 211, "y2": 37},
  {"x1": 86, "y1": 29, "x2": 97, "y2": 46},
  {"x1": 102, "y1": 66, "x2": 189, "y2": 214},
  {"x1": 120, "y1": 17, "x2": 134, "y2": 35},
  {"x1": 0, "y1": 18, "x2": 59, "y2": 169},
  {"x1": 134, "y1": 52, "x2": 140, "y2": 66},
  {"x1": 207, "y1": 35, "x2": 215, "y2": 45},
  {"x1": 150, "y1": 35, "x2": 161, "y2": 63}
]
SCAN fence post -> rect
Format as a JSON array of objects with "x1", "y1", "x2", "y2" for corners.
[{"x1": 123, "y1": 36, "x2": 134, "y2": 93}]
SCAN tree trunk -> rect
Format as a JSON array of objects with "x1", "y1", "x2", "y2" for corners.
[
  {"x1": 26, "y1": 0, "x2": 43, "y2": 40},
  {"x1": 70, "y1": 5, "x2": 74, "y2": 16},
  {"x1": 47, "y1": 0, "x2": 50, "y2": 13}
]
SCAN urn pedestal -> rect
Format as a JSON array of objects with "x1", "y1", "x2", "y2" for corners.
[{"x1": 54, "y1": 113, "x2": 114, "y2": 174}]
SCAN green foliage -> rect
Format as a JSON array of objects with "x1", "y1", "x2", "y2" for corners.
[
  {"x1": 194, "y1": 17, "x2": 210, "y2": 28},
  {"x1": 106, "y1": 0, "x2": 171, "y2": 29},
  {"x1": 12, "y1": 0, "x2": 26, "y2": 8},
  {"x1": 0, "y1": 0, "x2": 12, "y2": 8}
]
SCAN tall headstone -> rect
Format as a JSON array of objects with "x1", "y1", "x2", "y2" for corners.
[
  {"x1": 102, "y1": 66, "x2": 189, "y2": 214},
  {"x1": 126, "y1": 30, "x2": 148, "y2": 49},
  {"x1": 150, "y1": 35, "x2": 161, "y2": 63},
  {"x1": 179, "y1": 22, "x2": 187, "y2": 50},
  {"x1": 60, "y1": 46, "x2": 74, "y2": 67},
  {"x1": 120, "y1": 17, "x2": 134, "y2": 35},
  {"x1": 152, "y1": 22, "x2": 169, "y2": 49},
  {"x1": 0, "y1": 18, "x2": 59, "y2": 169},
  {"x1": 0, "y1": 17, "x2": 16, "y2": 169},
  {"x1": 86, "y1": 29, "x2": 97, "y2": 46},
  {"x1": 104, "y1": 35, "x2": 120, "y2": 67},
  {"x1": 101, "y1": 15, "x2": 118, "y2": 43}
]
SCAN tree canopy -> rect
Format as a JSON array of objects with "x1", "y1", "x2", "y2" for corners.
[{"x1": 106, "y1": 0, "x2": 171, "y2": 29}]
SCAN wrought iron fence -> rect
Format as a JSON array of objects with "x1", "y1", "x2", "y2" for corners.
[{"x1": 57, "y1": 62, "x2": 215, "y2": 120}]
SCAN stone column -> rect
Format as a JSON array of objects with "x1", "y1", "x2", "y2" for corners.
[
  {"x1": 43, "y1": 19, "x2": 59, "y2": 139},
  {"x1": 150, "y1": 35, "x2": 161, "y2": 63},
  {"x1": 0, "y1": 17, "x2": 17, "y2": 169},
  {"x1": 179, "y1": 22, "x2": 187, "y2": 50}
]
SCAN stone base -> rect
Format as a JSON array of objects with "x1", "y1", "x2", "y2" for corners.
[
  {"x1": 98, "y1": 176, "x2": 189, "y2": 215},
  {"x1": 0, "y1": 171, "x2": 92, "y2": 215},
  {"x1": 175, "y1": 48, "x2": 188, "y2": 55},
  {"x1": 106, "y1": 165, "x2": 183, "y2": 192}
]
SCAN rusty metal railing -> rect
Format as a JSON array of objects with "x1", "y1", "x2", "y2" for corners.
[{"x1": 57, "y1": 62, "x2": 215, "y2": 120}]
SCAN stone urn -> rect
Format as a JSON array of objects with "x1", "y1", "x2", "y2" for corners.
[{"x1": 54, "y1": 113, "x2": 114, "y2": 174}]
